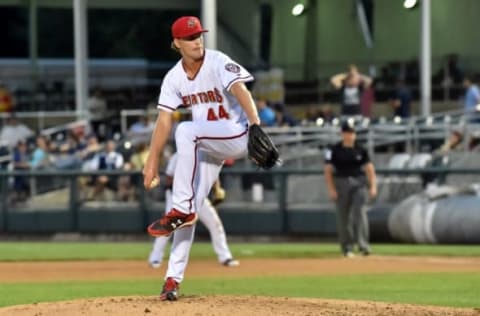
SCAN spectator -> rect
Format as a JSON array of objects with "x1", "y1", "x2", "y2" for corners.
[
  {"x1": 468, "y1": 132, "x2": 480, "y2": 151},
  {"x1": 87, "y1": 87, "x2": 108, "y2": 141},
  {"x1": 318, "y1": 104, "x2": 336, "y2": 123},
  {"x1": 462, "y1": 76, "x2": 480, "y2": 113},
  {"x1": 273, "y1": 103, "x2": 297, "y2": 127},
  {"x1": 389, "y1": 79, "x2": 412, "y2": 119},
  {"x1": 117, "y1": 162, "x2": 136, "y2": 202},
  {"x1": 0, "y1": 114, "x2": 34, "y2": 148},
  {"x1": 330, "y1": 65, "x2": 372, "y2": 117},
  {"x1": 302, "y1": 104, "x2": 337, "y2": 126},
  {"x1": 12, "y1": 140, "x2": 30, "y2": 203},
  {"x1": 78, "y1": 134, "x2": 102, "y2": 200},
  {"x1": 62, "y1": 130, "x2": 87, "y2": 154},
  {"x1": 52, "y1": 130, "x2": 86, "y2": 169},
  {"x1": 119, "y1": 142, "x2": 151, "y2": 201},
  {"x1": 302, "y1": 105, "x2": 321, "y2": 126},
  {"x1": 360, "y1": 81, "x2": 375, "y2": 118},
  {"x1": 435, "y1": 130, "x2": 464, "y2": 155},
  {"x1": 79, "y1": 134, "x2": 101, "y2": 166},
  {"x1": 84, "y1": 140, "x2": 124, "y2": 201},
  {"x1": 0, "y1": 82, "x2": 14, "y2": 112},
  {"x1": 256, "y1": 98, "x2": 276, "y2": 127},
  {"x1": 129, "y1": 142, "x2": 150, "y2": 171},
  {"x1": 128, "y1": 115, "x2": 155, "y2": 135},
  {"x1": 426, "y1": 129, "x2": 465, "y2": 186},
  {"x1": 29, "y1": 135, "x2": 51, "y2": 170}
]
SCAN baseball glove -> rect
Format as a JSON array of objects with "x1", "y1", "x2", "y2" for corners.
[{"x1": 247, "y1": 124, "x2": 280, "y2": 169}]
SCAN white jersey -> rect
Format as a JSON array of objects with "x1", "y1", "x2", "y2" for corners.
[{"x1": 157, "y1": 49, "x2": 254, "y2": 123}]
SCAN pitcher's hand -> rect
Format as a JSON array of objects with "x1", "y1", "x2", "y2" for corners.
[{"x1": 143, "y1": 163, "x2": 159, "y2": 190}]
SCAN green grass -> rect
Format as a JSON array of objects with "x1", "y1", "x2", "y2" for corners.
[
  {"x1": 0, "y1": 242, "x2": 479, "y2": 261},
  {"x1": 1, "y1": 242, "x2": 479, "y2": 309},
  {"x1": 1, "y1": 273, "x2": 479, "y2": 308}
]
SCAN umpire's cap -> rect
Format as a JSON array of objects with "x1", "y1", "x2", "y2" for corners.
[{"x1": 341, "y1": 120, "x2": 356, "y2": 133}]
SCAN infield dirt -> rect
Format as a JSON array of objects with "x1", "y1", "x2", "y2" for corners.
[{"x1": 1, "y1": 256, "x2": 479, "y2": 316}]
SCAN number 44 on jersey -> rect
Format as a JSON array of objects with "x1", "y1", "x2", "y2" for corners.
[{"x1": 207, "y1": 105, "x2": 230, "y2": 121}]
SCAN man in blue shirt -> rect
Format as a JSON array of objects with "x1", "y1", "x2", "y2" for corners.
[
  {"x1": 390, "y1": 79, "x2": 411, "y2": 118},
  {"x1": 463, "y1": 76, "x2": 480, "y2": 112},
  {"x1": 257, "y1": 98, "x2": 276, "y2": 126}
]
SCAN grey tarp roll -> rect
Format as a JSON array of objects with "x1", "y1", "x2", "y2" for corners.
[
  {"x1": 388, "y1": 185, "x2": 480, "y2": 243},
  {"x1": 432, "y1": 196, "x2": 480, "y2": 243}
]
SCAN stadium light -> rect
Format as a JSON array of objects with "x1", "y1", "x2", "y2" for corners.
[
  {"x1": 315, "y1": 117, "x2": 324, "y2": 126},
  {"x1": 403, "y1": 0, "x2": 418, "y2": 10},
  {"x1": 292, "y1": 3, "x2": 306, "y2": 16}
]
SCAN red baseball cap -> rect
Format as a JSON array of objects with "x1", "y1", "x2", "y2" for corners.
[{"x1": 171, "y1": 16, "x2": 208, "y2": 39}]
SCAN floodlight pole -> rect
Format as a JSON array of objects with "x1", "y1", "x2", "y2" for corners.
[
  {"x1": 73, "y1": 0, "x2": 89, "y2": 120},
  {"x1": 28, "y1": 0, "x2": 38, "y2": 100},
  {"x1": 202, "y1": 0, "x2": 217, "y2": 50},
  {"x1": 420, "y1": 0, "x2": 431, "y2": 116}
]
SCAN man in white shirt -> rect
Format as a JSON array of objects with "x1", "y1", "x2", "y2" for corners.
[
  {"x1": 84, "y1": 140, "x2": 124, "y2": 200},
  {"x1": 0, "y1": 114, "x2": 34, "y2": 148}
]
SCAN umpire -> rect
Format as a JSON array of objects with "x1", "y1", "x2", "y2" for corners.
[{"x1": 324, "y1": 120, "x2": 377, "y2": 257}]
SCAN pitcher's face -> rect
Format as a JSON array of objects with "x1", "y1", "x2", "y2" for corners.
[{"x1": 175, "y1": 33, "x2": 205, "y2": 61}]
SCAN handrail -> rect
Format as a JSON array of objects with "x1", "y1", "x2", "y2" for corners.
[
  {"x1": 0, "y1": 111, "x2": 87, "y2": 131},
  {"x1": 1, "y1": 167, "x2": 480, "y2": 177}
]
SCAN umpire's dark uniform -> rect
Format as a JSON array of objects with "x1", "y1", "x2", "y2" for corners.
[{"x1": 324, "y1": 121, "x2": 377, "y2": 257}]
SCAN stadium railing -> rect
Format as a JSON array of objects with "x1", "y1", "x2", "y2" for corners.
[{"x1": 1, "y1": 167, "x2": 479, "y2": 235}]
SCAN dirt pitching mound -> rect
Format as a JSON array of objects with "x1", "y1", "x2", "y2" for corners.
[{"x1": 1, "y1": 295, "x2": 479, "y2": 316}]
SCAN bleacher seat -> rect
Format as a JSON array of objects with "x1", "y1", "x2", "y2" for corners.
[
  {"x1": 407, "y1": 153, "x2": 432, "y2": 169},
  {"x1": 377, "y1": 153, "x2": 424, "y2": 202},
  {"x1": 387, "y1": 153, "x2": 411, "y2": 169}
]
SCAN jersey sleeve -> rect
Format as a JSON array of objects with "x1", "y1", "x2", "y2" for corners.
[
  {"x1": 165, "y1": 153, "x2": 178, "y2": 176},
  {"x1": 216, "y1": 52, "x2": 254, "y2": 91},
  {"x1": 157, "y1": 71, "x2": 182, "y2": 112}
]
